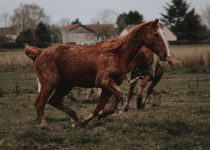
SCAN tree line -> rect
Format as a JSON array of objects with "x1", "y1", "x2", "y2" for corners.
[{"x1": 0, "y1": 0, "x2": 210, "y2": 47}]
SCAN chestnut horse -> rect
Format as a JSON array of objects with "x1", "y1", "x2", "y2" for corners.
[
  {"x1": 25, "y1": 19, "x2": 170, "y2": 129},
  {"x1": 121, "y1": 47, "x2": 181, "y2": 112},
  {"x1": 121, "y1": 46, "x2": 163, "y2": 112}
]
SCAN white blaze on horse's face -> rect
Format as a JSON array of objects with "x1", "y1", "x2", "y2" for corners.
[{"x1": 158, "y1": 26, "x2": 171, "y2": 58}]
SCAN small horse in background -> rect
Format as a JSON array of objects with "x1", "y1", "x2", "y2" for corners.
[
  {"x1": 25, "y1": 19, "x2": 170, "y2": 129},
  {"x1": 121, "y1": 46, "x2": 181, "y2": 112}
]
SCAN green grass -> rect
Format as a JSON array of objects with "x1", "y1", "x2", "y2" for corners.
[{"x1": 0, "y1": 68, "x2": 210, "y2": 149}]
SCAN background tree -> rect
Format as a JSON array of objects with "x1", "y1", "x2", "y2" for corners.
[
  {"x1": 49, "y1": 25, "x2": 62, "y2": 43},
  {"x1": 202, "y1": 5, "x2": 210, "y2": 29},
  {"x1": 91, "y1": 9, "x2": 118, "y2": 24},
  {"x1": 116, "y1": 13, "x2": 129, "y2": 33},
  {"x1": 71, "y1": 18, "x2": 81, "y2": 24},
  {"x1": 127, "y1": 11, "x2": 144, "y2": 25},
  {"x1": 0, "y1": 35, "x2": 10, "y2": 43},
  {"x1": 161, "y1": 0, "x2": 207, "y2": 41},
  {"x1": 0, "y1": 13, "x2": 10, "y2": 27},
  {"x1": 161, "y1": 0, "x2": 188, "y2": 39},
  {"x1": 58, "y1": 17, "x2": 71, "y2": 27},
  {"x1": 34, "y1": 22, "x2": 52, "y2": 47},
  {"x1": 16, "y1": 29, "x2": 34, "y2": 45},
  {"x1": 182, "y1": 9, "x2": 207, "y2": 41},
  {"x1": 10, "y1": 3, "x2": 49, "y2": 32},
  {"x1": 116, "y1": 10, "x2": 144, "y2": 33}
]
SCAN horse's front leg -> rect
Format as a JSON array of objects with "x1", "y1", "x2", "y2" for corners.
[
  {"x1": 121, "y1": 84, "x2": 136, "y2": 112},
  {"x1": 97, "y1": 78, "x2": 124, "y2": 119},
  {"x1": 137, "y1": 75, "x2": 150, "y2": 109},
  {"x1": 145, "y1": 65, "x2": 164, "y2": 106}
]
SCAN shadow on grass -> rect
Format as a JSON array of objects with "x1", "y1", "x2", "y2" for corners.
[
  {"x1": 194, "y1": 107, "x2": 210, "y2": 115},
  {"x1": 76, "y1": 98, "x2": 98, "y2": 104},
  {"x1": 46, "y1": 116, "x2": 70, "y2": 123},
  {"x1": 16, "y1": 130, "x2": 64, "y2": 145}
]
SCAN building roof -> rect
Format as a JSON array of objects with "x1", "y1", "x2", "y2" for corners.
[
  {"x1": 61, "y1": 24, "x2": 95, "y2": 33},
  {"x1": 62, "y1": 23, "x2": 115, "y2": 33},
  {"x1": 86, "y1": 24, "x2": 115, "y2": 33},
  {"x1": 0, "y1": 27, "x2": 17, "y2": 35}
]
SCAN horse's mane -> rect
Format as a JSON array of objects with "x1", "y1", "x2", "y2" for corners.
[{"x1": 95, "y1": 21, "x2": 152, "y2": 53}]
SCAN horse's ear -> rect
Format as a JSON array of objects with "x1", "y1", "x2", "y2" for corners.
[{"x1": 151, "y1": 19, "x2": 159, "y2": 27}]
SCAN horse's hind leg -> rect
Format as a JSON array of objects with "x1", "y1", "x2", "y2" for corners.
[
  {"x1": 145, "y1": 65, "x2": 164, "y2": 105},
  {"x1": 97, "y1": 79, "x2": 124, "y2": 119},
  {"x1": 137, "y1": 75, "x2": 150, "y2": 109},
  {"x1": 35, "y1": 84, "x2": 55, "y2": 129},
  {"x1": 34, "y1": 67, "x2": 60, "y2": 128},
  {"x1": 48, "y1": 85, "x2": 79, "y2": 126},
  {"x1": 145, "y1": 78, "x2": 161, "y2": 106}
]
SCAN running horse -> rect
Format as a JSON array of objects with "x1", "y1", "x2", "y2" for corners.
[
  {"x1": 25, "y1": 19, "x2": 170, "y2": 129},
  {"x1": 121, "y1": 46, "x2": 177, "y2": 112}
]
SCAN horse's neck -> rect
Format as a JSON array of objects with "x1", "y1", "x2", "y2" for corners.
[{"x1": 119, "y1": 31, "x2": 145, "y2": 70}]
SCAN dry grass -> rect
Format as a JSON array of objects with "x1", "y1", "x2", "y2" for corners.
[
  {"x1": 0, "y1": 51, "x2": 31, "y2": 71},
  {"x1": 171, "y1": 44, "x2": 210, "y2": 67}
]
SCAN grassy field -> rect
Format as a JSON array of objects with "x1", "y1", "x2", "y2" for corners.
[{"x1": 0, "y1": 67, "x2": 210, "y2": 150}]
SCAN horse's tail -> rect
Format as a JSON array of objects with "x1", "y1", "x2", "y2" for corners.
[{"x1": 24, "y1": 44, "x2": 42, "y2": 61}]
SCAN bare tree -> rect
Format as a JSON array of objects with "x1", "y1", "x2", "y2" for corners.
[
  {"x1": 1, "y1": 13, "x2": 10, "y2": 27},
  {"x1": 10, "y1": 3, "x2": 49, "y2": 32},
  {"x1": 58, "y1": 17, "x2": 71, "y2": 27},
  {"x1": 91, "y1": 9, "x2": 118, "y2": 24},
  {"x1": 202, "y1": 5, "x2": 210, "y2": 29}
]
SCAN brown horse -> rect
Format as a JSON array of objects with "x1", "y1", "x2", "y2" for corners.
[
  {"x1": 121, "y1": 46, "x2": 163, "y2": 112},
  {"x1": 121, "y1": 46, "x2": 181, "y2": 112},
  {"x1": 25, "y1": 19, "x2": 170, "y2": 129}
]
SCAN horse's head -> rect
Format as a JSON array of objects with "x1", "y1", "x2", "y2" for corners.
[{"x1": 143, "y1": 19, "x2": 170, "y2": 61}]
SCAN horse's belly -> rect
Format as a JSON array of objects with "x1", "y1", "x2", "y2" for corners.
[{"x1": 59, "y1": 66, "x2": 97, "y2": 88}]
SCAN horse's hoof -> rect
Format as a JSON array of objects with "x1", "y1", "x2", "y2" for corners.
[
  {"x1": 97, "y1": 110, "x2": 105, "y2": 120},
  {"x1": 39, "y1": 120, "x2": 49, "y2": 130},
  {"x1": 40, "y1": 125, "x2": 47, "y2": 129},
  {"x1": 70, "y1": 119, "x2": 88, "y2": 128},
  {"x1": 39, "y1": 124, "x2": 50, "y2": 130},
  {"x1": 98, "y1": 110, "x2": 103, "y2": 115},
  {"x1": 120, "y1": 106, "x2": 129, "y2": 113},
  {"x1": 119, "y1": 110, "x2": 123, "y2": 114},
  {"x1": 70, "y1": 121, "x2": 80, "y2": 128},
  {"x1": 70, "y1": 122, "x2": 77, "y2": 128}
]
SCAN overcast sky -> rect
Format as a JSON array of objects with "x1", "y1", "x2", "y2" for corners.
[{"x1": 0, "y1": 0, "x2": 210, "y2": 27}]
